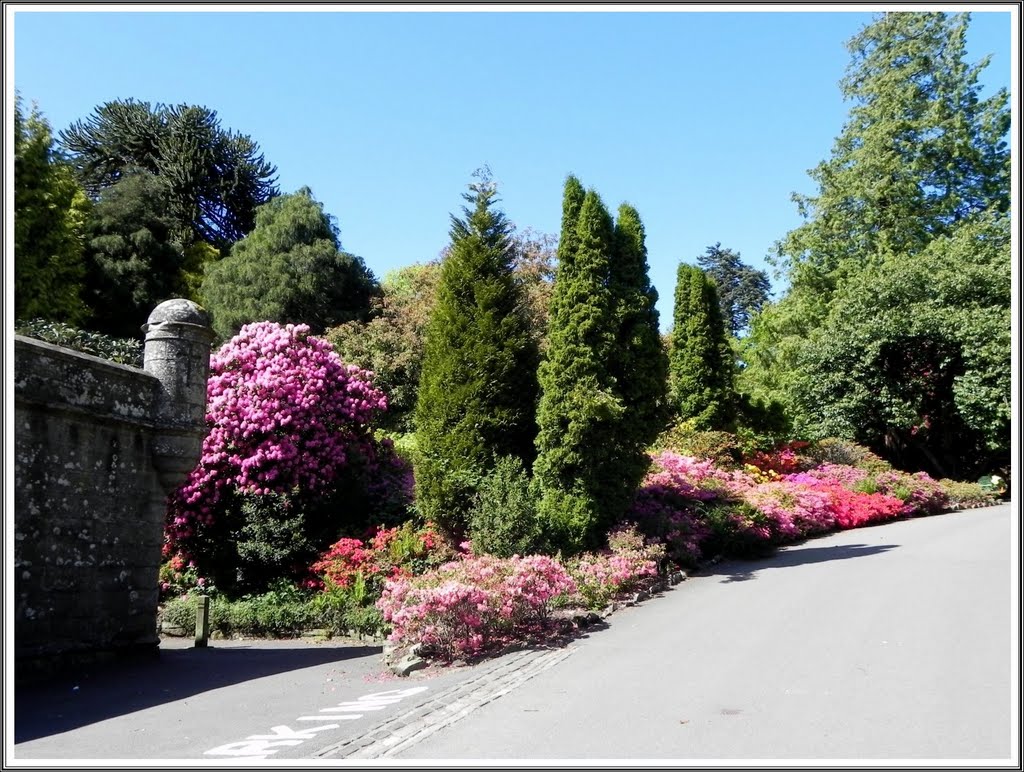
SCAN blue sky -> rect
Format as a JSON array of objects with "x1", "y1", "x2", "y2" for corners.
[{"x1": 10, "y1": 6, "x2": 1014, "y2": 330}]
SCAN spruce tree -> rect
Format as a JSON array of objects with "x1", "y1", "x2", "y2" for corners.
[
  {"x1": 670, "y1": 264, "x2": 735, "y2": 430},
  {"x1": 414, "y1": 170, "x2": 539, "y2": 536},
  {"x1": 534, "y1": 182, "x2": 621, "y2": 552}
]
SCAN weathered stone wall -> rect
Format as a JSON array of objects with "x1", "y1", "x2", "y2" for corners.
[{"x1": 13, "y1": 300, "x2": 213, "y2": 676}]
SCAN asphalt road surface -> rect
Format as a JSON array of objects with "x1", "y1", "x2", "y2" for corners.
[{"x1": 12, "y1": 503, "x2": 1017, "y2": 764}]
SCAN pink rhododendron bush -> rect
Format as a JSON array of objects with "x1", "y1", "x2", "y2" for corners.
[{"x1": 165, "y1": 321, "x2": 413, "y2": 595}]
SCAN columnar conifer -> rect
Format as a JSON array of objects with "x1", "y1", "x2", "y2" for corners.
[
  {"x1": 670, "y1": 264, "x2": 736, "y2": 430},
  {"x1": 414, "y1": 170, "x2": 539, "y2": 536},
  {"x1": 534, "y1": 181, "x2": 621, "y2": 552}
]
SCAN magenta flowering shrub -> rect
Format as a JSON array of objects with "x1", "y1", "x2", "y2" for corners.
[
  {"x1": 377, "y1": 554, "x2": 577, "y2": 661},
  {"x1": 785, "y1": 463, "x2": 870, "y2": 489},
  {"x1": 871, "y1": 470, "x2": 948, "y2": 516},
  {"x1": 630, "y1": 452, "x2": 752, "y2": 566},
  {"x1": 165, "y1": 321, "x2": 406, "y2": 593},
  {"x1": 644, "y1": 451, "x2": 754, "y2": 500},
  {"x1": 171, "y1": 321, "x2": 386, "y2": 530}
]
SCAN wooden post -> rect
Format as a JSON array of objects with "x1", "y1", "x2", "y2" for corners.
[{"x1": 195, "y1": 595, "x2": 210, "y2": 648}]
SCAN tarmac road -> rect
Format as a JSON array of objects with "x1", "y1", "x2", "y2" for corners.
[{"x1": 367, "y1": 503, "x2": 1016, "y2": 763}]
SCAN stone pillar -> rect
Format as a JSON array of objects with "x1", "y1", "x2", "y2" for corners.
[{"x1": 143, "y1": 299, "x2": 216, "y2": 494}]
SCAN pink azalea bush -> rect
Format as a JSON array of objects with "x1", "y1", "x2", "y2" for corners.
[
  {"x1": 632, "y1": 445, "x2": 954, "y2": 566},
  {"x1": 377, "y1": 554, "x2": 577, "y2": 661},
  {"x1": 739, "y1": 481, "x2": 837, "y2": 539},
  {"x1": 566, "y1": 524, "x2": 666, "y2": 608}
]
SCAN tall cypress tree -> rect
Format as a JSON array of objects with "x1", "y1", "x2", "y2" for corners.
[
  {"x1": 607, "y1": 203, "x2": 669, "y2": 498},
  {"x1": 414, "y1": 170, "x2": 539, "y2": 536},
  {"x1": 670, "y1": 264, "x2": 735, "y2": 430},
  {"x1": 534, "y1": 182, "x2": 622, "y2": 552}
]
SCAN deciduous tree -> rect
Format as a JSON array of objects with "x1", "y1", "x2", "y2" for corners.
[{"x1": 14, "y1": 97, "x2": 90, "y2": 324}]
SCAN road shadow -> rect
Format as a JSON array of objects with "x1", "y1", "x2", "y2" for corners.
[
  {"x1": 14, "y1": 640, "x2": 382, "y2": 743},
  {"x1": 703, "y1": 542, "x2": 900, "y2": 583}
]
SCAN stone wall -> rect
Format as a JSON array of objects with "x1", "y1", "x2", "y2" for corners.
[{"x1": 13, "y1": 300, "x2": 213, "y2": 676}]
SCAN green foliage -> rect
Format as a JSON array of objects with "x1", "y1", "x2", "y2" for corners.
[
  {"x1": 788, "y1": 214, "x2": 1009, "y2": 479},
  {"x1": 608, "y1": 203, "x2": 670, "y2": 496},
  {"x1": 60, "y1": 99, "x2": 278, "y2": 251},
  {"x1": 939, "y1": 479, "x2": 998, "y2": 509},
  {"x1": 14, "y1": 96, "x2": 91, "y2": 325},
  {"x1": 534, "y1": 179, "x2": 622, "y2": 552},
  {"x1": 82, "y1": 170, "x2": 186, "y2": 337},
  {"x1": 201, "y1": 187, "x2": 379, "y2": 340},
  {"x1": 15, "y1": 318, "x2": 144, "y2": 367},
  {"x1": 696, "y1": 243, "x2": 772, "y2": 336},
  {"x1": 773, "y1": 11, "x2": 1009, "y2": 319},
  {"x1": 309, "y1": 579, "x2": 387, "y2": 639},
  {"x1": 328, "y1": 262, "x2": 442, "y2": 433},
  {"x1": 414, "y1": 170, "x2": 540, "y2": 536},
  {"x1": 652, "y1": 421, "x2": 743, "y2": 468},
  {"x1": 669, "y1": 264, "x2": 735, "y2": 430},
  {"x1": 470, "y1": 456, "x2": 543, "y2": 558},
  {"x1": 743, "y1": 13, "x2": 1009, "y2": 480},
  {"x1": 802, "y1": 438, "x2": 893, "y2": 474},
  {"x1": 535, "y1": 180, "x2": 668, "y2": 553}
]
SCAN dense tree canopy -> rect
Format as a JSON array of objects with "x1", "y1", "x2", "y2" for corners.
[
  {"x1": 788, "y1": 212, "x2": 1010, "y2": 480},
  {"x1": 14, "y1": 97, "x2": 91, "y2": 325},
  {"x1": 414, "y1": 170, "x2": 540, "y2": 535},
  {"x1": 82, "y1": 171, "x2": 185, "y2": 337},
  {"x1": 742, "y1": 11, "x2": 1010, "y2": 479},
  {"x1": 60, "y1": 99, "x2": 279, "y2": 251},
  {"x1": 772, "y1": 11, "x2": 1009, "y2": 322},
  {"x1": 607, "y1": 203, "x2": 669, "y2": 495},
  {"x1": 536, "y1": 177, "x2": 665, "y2": 553},
  {"x1": 328, "y1": 262, "x2": 441, "y2": 434},
  {"x1": 200, "y1": 187, "x2": 378, "y2": 340}
]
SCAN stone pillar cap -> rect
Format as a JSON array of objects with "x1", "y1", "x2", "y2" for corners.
[{"x1": 146, "y1": 299, "x2": 211, "y2": 328}]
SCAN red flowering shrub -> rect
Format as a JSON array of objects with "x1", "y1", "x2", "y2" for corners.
[
  {"x1": 745, "y1": 441, "x2": 813, "y2": 476},
  {"x1": 311, "y1": 521, "x2": 456, "y2": 594}
]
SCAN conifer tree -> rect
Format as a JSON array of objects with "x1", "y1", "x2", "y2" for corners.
[
  {"x1": 670, "y1": 264, "x2": 735, "y2": 430},
  {"x1": 414, "y1": 170, "x2": 539, "y2": 536},
  {"x1": 607, "y1": 203, "x2": 669, "y2": 497},
  {"x1": 534, "y1": 182, "x2": 622, "y2": 552}
]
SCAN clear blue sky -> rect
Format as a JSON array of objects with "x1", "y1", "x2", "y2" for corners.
[{"x1": 10, "y1": 6, "x2": 1014, "y2": 329}]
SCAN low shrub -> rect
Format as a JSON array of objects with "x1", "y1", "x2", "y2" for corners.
[
  {"x1": 939, "y1": 479, "x2": 998, "y2": 509},
  {"x1": 652, "y1": 421, "x2": 743, "y2": 468},
  {"x1": 803, "y1": 438, "x2": 892, "y2": 474},
  {"x1": 469, "y1": 456, "x2": 543, "y2": 558},
  {"x1": 376, "y1": 554, "x2": 577, "y2": 661},
  {"x1": 161, "y1": 583, "x2": 320, "y2": 639},
  {"x1": 566, "y1": 524, "x2": 665, "y2": 609},
  {"x1": 159, "y1": 548, "x2": 212, "y2": 601},
  {"x1": 311, "y1": 520, "x2": 456, "y2": 596},
  {"x1": 16, "y1": 318, "x2": 144, "y2": 367}
]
